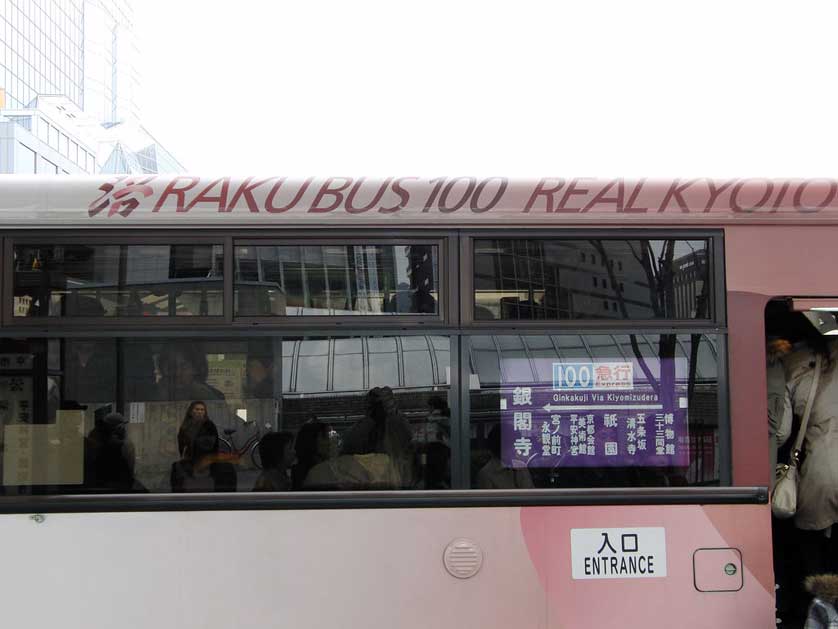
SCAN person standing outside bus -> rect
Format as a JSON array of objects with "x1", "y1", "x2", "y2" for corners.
[
  {"x1": 768, "y1": 337, "x2": 793, "y2": 486},
  {"x1": 785, "y1": 338, "x2": 838, "y2": 577}
]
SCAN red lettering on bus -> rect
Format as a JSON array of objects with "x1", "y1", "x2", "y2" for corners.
[
  {"x1": 470, "y1": 178, "x2": 508, "y2": 213},
  {"x1": 89, "y1": 177, "x2": 155, "y2": 217},
  {"x1": 438, "y1": 177, "x2": 476, "y2": 213},
  {"x1": 729, "y1": 180, "x2": 774, "y2": 213},
  {"x1": 772, "y1": 181, "x2": 791, "y2": 209},
  {"x1": 622, "y1": 179, "x2": 648, "y2": 212},
  {"x1": 345, "y1": 178, "x2": 392, "y2": 214},
  {"x1": 555, "y1": 179, "x2": 590, "y2": 212},
  {"x1": 379, "y1": 177, "x2": 416, "y2": 213},
  {"x1": 582, "y1": 181, "x2": 621, "y2": 212},
  {"x1": 704, "y1": 180, "x2": 733, "y2": 212},
  {"x1": 309, "y1": 178, "x2": 353, "y2": 213},
  {"x1": 265, "y1": 178, "x2": 313, "y2": 213},
  {"x1": 185, "y1": 177, "x2": 231, "y2": 212},
  {"x1": 227, "y1": 177, "x2": 274, "y2": 212},
  {"x1": 793, "y1": 180, "x2": 838, "y2": 212},
  {"x1": 657, "y1": 179, "x2": 695, "y2": 212},
  {"x1": 523, "y1": 179, "x2": 566, "y2": 213},
  {"x1": 153, "y1": 177, "x2": 201, "y2": 212}
]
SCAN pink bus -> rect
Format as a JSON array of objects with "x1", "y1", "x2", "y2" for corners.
[{"x1": 1, "y1": 175, "x2": 835, "y2": 628}]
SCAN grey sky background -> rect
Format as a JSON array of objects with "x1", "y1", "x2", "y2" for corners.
[{"x1": 135, "y1": 1, "x2": 837, "y2": 177}]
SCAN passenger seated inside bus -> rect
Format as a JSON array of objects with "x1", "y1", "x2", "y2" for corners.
[
  {"x1": 170, "y1": 419, "x2": 236, "y2": 492},
  {"x1": 417, "y1": 442, "x2": 450, "y2": 490},
  {"x1": 245, "y1": 354, "x2": 274, "y2": 399},
  {"x1": 252, "y1": 432, "x2": 295, "y2": 492},
  {"x1": 64, "y1": 338, "x2": 116, "y2": 404},
  {"x1": 154, "y1": 343, "x2": 225, "y2": 402},
  {"x1": 422, "y1": 396, "x2": 451, "y2": 445},
  {"x1": 476, "y1": 424, "x2": 534, "y2": 490},
  {"x1": 304, "y1": 387, "x2": 414, "y2": 490},
  {"x1": 84, "y1": 411, "x2": 145, "y2": 493},
  {"x1": 291, "y1": 420, "x2": 332, "y2": 490}
]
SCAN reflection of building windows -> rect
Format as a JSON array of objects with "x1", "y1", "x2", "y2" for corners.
[
  {"x1": 672, "y1": 248, "x2": 708, "y2": 319},
  {"x1": 282, "y1": 336, "x2": 450, "y2": 394},
  {"x1": 295, "y1": 340, "x2": 329, "y2": 393},
  {"x1": 474, "y1": 239, "x2": 710, "y2": 321},
  {"x1": 13, "y1": 244, "x2": 224, "y2": 317},
  {"x1": 369, "y1": 337, "x2": 399, "y2": 389},
  {"x1": 234, "y1": 244, "x2": 439, "y2": 317}
]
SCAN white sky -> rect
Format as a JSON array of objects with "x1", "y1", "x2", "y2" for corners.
[{"x1": 134, "y1": 1, "x2": 838, "y2": 178}]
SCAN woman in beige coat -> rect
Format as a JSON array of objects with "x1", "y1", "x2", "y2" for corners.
[{"x1": 785, "y1": 338, "x2": 838, "y2": 576}]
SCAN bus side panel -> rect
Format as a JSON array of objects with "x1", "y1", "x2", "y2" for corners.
[
  {"x1": 520, "y1": 503, "x2": 774, "y2": 629},
  {"x1": 0, "y1": 507, "x2": 546, "y2": 629},
  {"x1": 0, "y1": 503, "x2": 772, "y2": 629}
]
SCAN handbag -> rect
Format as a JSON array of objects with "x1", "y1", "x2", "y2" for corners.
[{"x1": 772, "y1": 353, "x2": 822, "y2": 519}]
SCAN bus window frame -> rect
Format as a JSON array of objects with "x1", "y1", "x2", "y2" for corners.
[
  {"x1": 0, "y1": 227, "x2": 739, "y2": 510},
  {"x1": 3, "y1": 232, "x2": 232, "y2": 328},
  {"x1": 231, "y1": 232, "x2": 455, "y2": 328},
  {"x1": 456, "y1": 328, "x2": 731, "y2": 489},
  {"x1": 2, "y1": 230, "x2": 458, "y2": 329},
  {"x1": 461, "y1": 229, "x2": 726, "y2": 329}
]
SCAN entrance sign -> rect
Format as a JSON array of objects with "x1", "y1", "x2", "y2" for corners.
[{"x1": 571, "y1": 527, "x2": 667, "y2": 580}]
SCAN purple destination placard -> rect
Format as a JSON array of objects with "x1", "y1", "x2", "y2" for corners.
[{"x1": 500, "y1": 358, "x2": 689, "y2": 468}]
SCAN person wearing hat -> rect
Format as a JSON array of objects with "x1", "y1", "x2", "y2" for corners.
[{"x1": 83, "y1": 412, "x2": 140, "y2": 492}]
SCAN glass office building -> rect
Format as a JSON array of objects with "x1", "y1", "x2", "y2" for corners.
[
  {"x1": 0, "y1": 1, "x2": 183, "y2": 174},
  {"x1": 0, "y1": 0, "x2": 85, "y2": 112}
]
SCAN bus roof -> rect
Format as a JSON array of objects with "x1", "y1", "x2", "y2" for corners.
[{"x1": 1, "y1": 175, "x2": 838, "y2": 227}]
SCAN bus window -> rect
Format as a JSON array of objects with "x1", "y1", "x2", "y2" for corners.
[
  {"x1": 467, "y1": 334, "x2": 721, "y2": 489},
  {"x1": 0, "y1": 334, "x2": 452, "y2": 494},
  {"x1": 279, "y1": 335, "x2": 452, "y2": 491},
  {"x1": 13, "y1": 244, "x2": 224, "y2": 317},
  {"x1": 473, "y1": 239, "x2": 710, "y2": 321},
  {"x1": 234, "y1": 244, "x2": 439, "y2": 316}
]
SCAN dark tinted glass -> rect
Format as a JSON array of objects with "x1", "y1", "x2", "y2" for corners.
[
  {"x1": 0, "y1": 335, "x2": 451, "y2": 494},
  {"x1": 280, "y1": 335, "x2": 451, "y2": 490},
  {"x1": 474, "y1": 239, "x2": 710, "y2": 320},
  {"x1": 234, "y1": 244, "x2": 438, "y2": 316},
  {"x1": 13, "y1": 244, "x2": 224, "y2": 317},
  {"x1": 467, "y1": 334, "x2": 720, "y2": 488}
]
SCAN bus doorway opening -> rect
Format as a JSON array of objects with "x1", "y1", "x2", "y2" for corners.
[{"x1": 766, "y1": 298, "x2": 838, "y2": 629}]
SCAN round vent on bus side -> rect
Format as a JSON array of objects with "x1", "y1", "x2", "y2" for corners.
[{"x1": 443, "y1": 538, "x2": 484, "y2": 579}]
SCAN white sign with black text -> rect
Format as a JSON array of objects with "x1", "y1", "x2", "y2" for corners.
[{"x1": 571, "y1": 527, "x2": 667, "y2": 580}]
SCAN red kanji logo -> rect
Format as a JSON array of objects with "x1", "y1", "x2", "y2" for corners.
[{"x1": 89, "y1": 177, "x2": 155, "y2": 217}]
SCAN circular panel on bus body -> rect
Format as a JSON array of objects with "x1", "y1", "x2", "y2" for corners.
[{"x1": 443, "y1": 538, "x2": 484, "y2": 579}]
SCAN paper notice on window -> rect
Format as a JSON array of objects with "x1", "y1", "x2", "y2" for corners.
[
  {"x1": 207, "y1": 357, "x2": 245, "y2": 399},
  {"x1": 128, "y1": 402, "x2": 146, "y2": 424},
  {"x1": 3, "y1": 410, "x2": 85, "y2": 486}
]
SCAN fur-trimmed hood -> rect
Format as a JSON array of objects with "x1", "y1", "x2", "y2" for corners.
[
  {"x1": 806, "y1": 575, "x2": 838, "y2": 603},
  {"x1": 767, "y1": 339, "x2": 792, "y2": 365}
]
